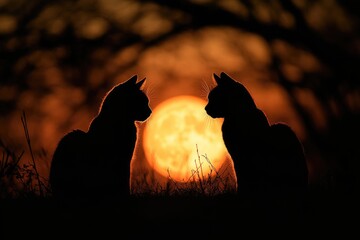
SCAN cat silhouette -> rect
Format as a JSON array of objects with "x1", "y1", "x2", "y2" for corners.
[
  {"x1": 205, "y1": 72, "x2": 308, "y2": 222},
  {"x1": 49, "y1": 75, "x2": 152, "y2": 204}
]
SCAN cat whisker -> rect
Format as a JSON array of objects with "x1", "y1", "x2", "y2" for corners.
[
  {"x1": 200, "y1": 79, "x2": 214, "y2": 100},
  {"x1": 144, "y1": 81, "x2": 160, "y2": 106},
  {"x1": 202, "y1": 112, "x2": 214, "y2": 130}
]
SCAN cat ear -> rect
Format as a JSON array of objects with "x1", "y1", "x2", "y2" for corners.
[
  {"x1": 213, "y1": 72, "x2": 233, "y2": 85},
  {"x1": 124, "y1": 75, "x2": 138, "y2": 85},
  {"x1": 220, "y1": 72, "x2": 235, "y2": 84},
  {"x1": 213, "y1": 73, "x2": 222, "y2": 85},
  {"x1": 136, "y1": 77, "x2": 146, "y2": 89}
]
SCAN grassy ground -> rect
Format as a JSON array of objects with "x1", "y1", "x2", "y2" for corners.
[
  {"x1": 1, "y1": 187, "x2": 357, "y2": 239},
  {"x1": 1, "y1": 116, "x2": 358, "y2": 238}
]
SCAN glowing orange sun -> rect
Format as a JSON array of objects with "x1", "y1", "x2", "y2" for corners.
[{"x1": 143, "y1": 95, "x2": 228, "y2": 182}]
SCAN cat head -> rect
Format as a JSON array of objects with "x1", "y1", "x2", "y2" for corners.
[
  {"x1": 99, "y1": 75, "x2": 152, "y2": 122},
  {"x1": 205, "y1": 72, "x2": 256, "y2": 118}
]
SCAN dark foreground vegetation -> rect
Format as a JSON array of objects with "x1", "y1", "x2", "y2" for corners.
[
  {"x1": 1, "y1": 125, "x2": 358, "y2": 238},
  {"x1": 1, "y1": 186, "x2": 358, "y2": 238},
  {"x1": 1, "y1": 116, "x2": 358, "y2": 238}
]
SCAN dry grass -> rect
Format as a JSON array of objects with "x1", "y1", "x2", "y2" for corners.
[
  {"x1": 0, "y1": 114, "x2": 342, "y2": 231},
  {"x1": 131, "y1": 144, "x2": 236, "y2": 197},
  {"x1": 0, "y1": 112, "x2": 50, "y2": 199},
  {"x1": 1, "y1": 113, "x2": 234, "y2": 200}
]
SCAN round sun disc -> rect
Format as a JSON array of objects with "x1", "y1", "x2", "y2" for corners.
[{"x1": 143, "y1": 95, "x2": 227, "y2": 182}]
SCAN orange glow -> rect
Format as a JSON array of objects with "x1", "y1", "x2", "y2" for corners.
[{"x1": 143, "y1": 95, "x2": 227, "y2": 182}]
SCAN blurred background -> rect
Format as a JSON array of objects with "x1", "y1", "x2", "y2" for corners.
[{"x1": 0, "y1": 0, "x2": 359, "y2": 197}]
